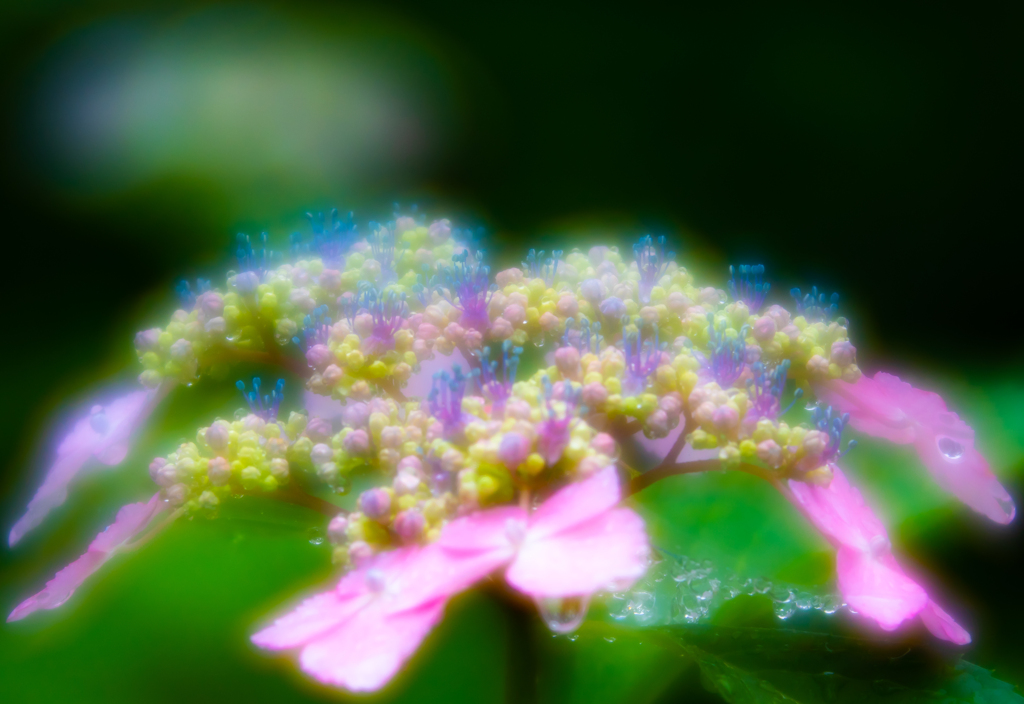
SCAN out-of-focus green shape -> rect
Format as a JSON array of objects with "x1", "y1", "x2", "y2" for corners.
[
  {"x1": 662, "y1": 625, "x2": 1024, "y2": 704},
  {"x1": 534, "y1": 620, "x2": 688, "y2": 704}
]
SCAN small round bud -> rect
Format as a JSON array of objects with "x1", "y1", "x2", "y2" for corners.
[
  {"x1": 269, "y1": 458, "x2": 290, "y2": 481},
  {"x1": 359, "y1": 488, "x2": 392, "y2": 520},
  {"x1": 148, "y1": 457, "x2": 167, "y2": 483},
  {"x1": 306, "y1": 344, "x2": 333, "y2": 369},
  {"x1": 165, "y1": 483, "x2": 189, "y2": 506},
  {"x1": 311, "y1": 443, "x2": 334, "y2": 466},
  {"x1": 327, "y1": 516, "x2": 349, "y2": 543},
  {"x1": 343, "y1": 429, "x2": 371, "y2": 456},
  {"x1": 205, "y1": 423, "x2": 229, "y2": 453},
  {"x1": 208, "y1": 457, "x2": 231, "y2": 486},
  {"x1": 394, "y1": 510, "x2": 425, "y2": 543},
  {"x1": 198, "y1": 491, "x2": 220, "y2": 510},
  {"x1": 498, "y1": 432, "x2": 532, "y2": 470}
]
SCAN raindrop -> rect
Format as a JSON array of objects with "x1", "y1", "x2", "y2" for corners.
[
  {"x1": 774, "y1": 601, "x2": 796, "y2": 619},
  {"x1": 535, "y1": 596, "x2": 591, "y2": 634},
  {"x1": 309, "y1": 537, "x2": 324, "y2": 546},
  {"x1": 937, "y1": 436, "x2": 964, "y2": 460},
  {"x1": 603, "y1": 636, "x2": 617, "y2": 643}
]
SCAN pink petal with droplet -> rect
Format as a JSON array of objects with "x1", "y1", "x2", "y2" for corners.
[
  {"x1": 8, "y1": 493, "x2": 164, "y2": 621},
  {"x1": 914, "y1": 426, "x2": 1015, "y2": 525},
  {"x1": 299, "y1": 599, "x2": 447, "y2": 692},
  {"x1": 919, "y1": 600, "x2": 971, "y2": 645},
  {"x1": 835, "y1": 548, "x2": 928, "y2": 631},
  {"x1": 507, "y1": 508, "x2": 649, "y2": 597}
]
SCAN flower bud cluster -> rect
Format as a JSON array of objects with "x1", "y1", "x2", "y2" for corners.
[{"x1": 147, "y1": 411, "x2": 308, "y2": 513}]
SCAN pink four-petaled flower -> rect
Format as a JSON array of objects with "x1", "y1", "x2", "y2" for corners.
[{"x1": 252, "y1": 466, "x2": 648, "y2": 692}]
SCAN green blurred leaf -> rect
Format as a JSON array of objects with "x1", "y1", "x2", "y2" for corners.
[{"x1": 658, "y1": 624, "x2": 1024, "y2": 704}]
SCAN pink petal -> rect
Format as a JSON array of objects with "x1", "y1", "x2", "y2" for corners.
[
  {"x1": 816, "y1": 376, "x2": 915, "y2": 444},
  {"x1": 251, "y1": 591, "x2": 370, "y2": 650},
  {"x1": 385, "y1": 544, "x2": 511, "y2": 614},
  {"x1": 787, "y1": 466, "x2": 888, "y2": 553},
  {"x1": 298, "y1": 599, "x2": 447, "y2": 692},
  {"x1": 919, "y1": 600, "x2": 971, "y2": 645},
  {"x1": 92, "y1": 389, "x2": 156, "y2": 466},
  {"x1": 507, "y1": 508, "x2": 649, "y2": 597},
  {"x1": 8, "y1": 493, "x2": 165, "y2": 621},
  {"x1": 836, "y1": 548, "x2": 928, "y2": 631},
  {"x1": 821, "y1": 374, "x2": 1015, "y2": 524},
  {"x1": 404, "y1": 348, "x2": 469, "y2": 400},
  {"x1": 527, "y1": 465, "x2": 622, "y2": 541},
  {"x1": 9, "y1": 448, "x2": 92, "y2": 547},
  {"x1": 437, "y1": 506, "x2": 525, "y2": 555},
  {"x1": 302, "y1": 391, "x2": 347, "y2": 421},
  {"x1": 9, "y1": 385, "x2": 166, "y2": 546},
  {"x1": 913, "y1": 422, "x2": 1015, "y2": 525}
]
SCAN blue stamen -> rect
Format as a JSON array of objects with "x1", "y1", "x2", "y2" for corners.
[
  {"x1": 236, "y1": 377, "x2": 285, "y2": 421},
  {"x1": 810, "y1": 404, "x2": 857, "y2": 461},
  {"x1": 523, "y1": 249, "x2": 562, "y2": 287},
  {"x1": 474, "y1": 341, "x2": 522, "y2": 417},
  {"x1": 561, "y1": 317, "x2": 603, "y2": 356},
  {"x1": 747, "y1": 360, "x2": 802, "y2": 419},
  {"x1": 728, "y1": 264, "x2": 770, "y2": 312},
  {"x1": 790, "y1": 286, "x2": 840, "y2": 323},
  {"x1": 236, "y1": 232, "x2": 277, "y2": 278},
  {"x1": 174, "y1": 278, "x2": 212, "y2": 309},
  {"x1": 368, "y1": 223, "x2": 405, "y2": 285},
  {"x1": 292, "y1": 304, "x2": 332, "y2": 350}
]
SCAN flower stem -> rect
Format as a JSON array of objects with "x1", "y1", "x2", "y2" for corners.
[{"x1": 626, "y1": 459, "x2": 776, "y2": 496}]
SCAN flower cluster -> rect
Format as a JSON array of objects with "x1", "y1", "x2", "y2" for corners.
[{"x1": 8, "y1": 210, "x2": 1017, "y2": 697}]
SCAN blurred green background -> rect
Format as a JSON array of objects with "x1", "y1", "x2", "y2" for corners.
[{"x1": 0, "y1": 2, "x2": 1021, "y2": 702}]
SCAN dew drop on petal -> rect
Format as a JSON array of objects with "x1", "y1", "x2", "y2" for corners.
[
  {"x1": 535, "y1": 595, "x2": 590, "y2": 634},
  {"x1": 937, "y1": 436, "x2": 964, "y2": 460}
]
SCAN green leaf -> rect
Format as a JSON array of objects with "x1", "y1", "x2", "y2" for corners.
[{"x1": 657, "y1": 624, "x2": 1024, "y2": 704}]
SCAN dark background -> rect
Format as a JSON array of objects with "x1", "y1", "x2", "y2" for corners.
[{"x1": 0, "y1": 1, "x2": 1021, "y2": 699}]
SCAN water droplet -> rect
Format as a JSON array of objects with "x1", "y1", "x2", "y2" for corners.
[
  {"x1": 567, "y1": 634, "x2": 579, "y2": 642},
  {"x1": 603, "y1": 636, "x2": 617, "y2": 643},
  {"x1": 937, "y1": 436, "x2": 964, "y2": 460},
  {"x1": 309, "y1": 537, "x2": 324, "y2": 546},
  {"x1": 774, "y1": 601, "x2": 796, "y2": 619},
  {"x1": 535, "y1": 596, "x2": 590, "y2": 634}
]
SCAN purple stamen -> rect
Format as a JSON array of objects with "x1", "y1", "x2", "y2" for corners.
[
  {"x1": 427, "y1": 365, "x2": 471, "y2": 440},
  {"x1": 435, "y1": 250, "x2": 494, "y2": 332},
  {"x1": 536, "y1": 376, "x2": 580, "y2": 466},
  {"x1": 746, "y1": 360, "x2": 802, "y2": 419},
  {"x1": 704, "y1": 316, "x2": 747, "y2": 388},
  {"x1": 359, "y1": 288, "x2": 407, "y2": 356},
  {"x1": 622, "y1": 323, "x2": 662, "y2": 397},
  {"x1": 475, "y1": 341, "x2": 522, "y2": 418},
  {"x1": 633, "y1": 235, "x2": 674, "y2": 304}
]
